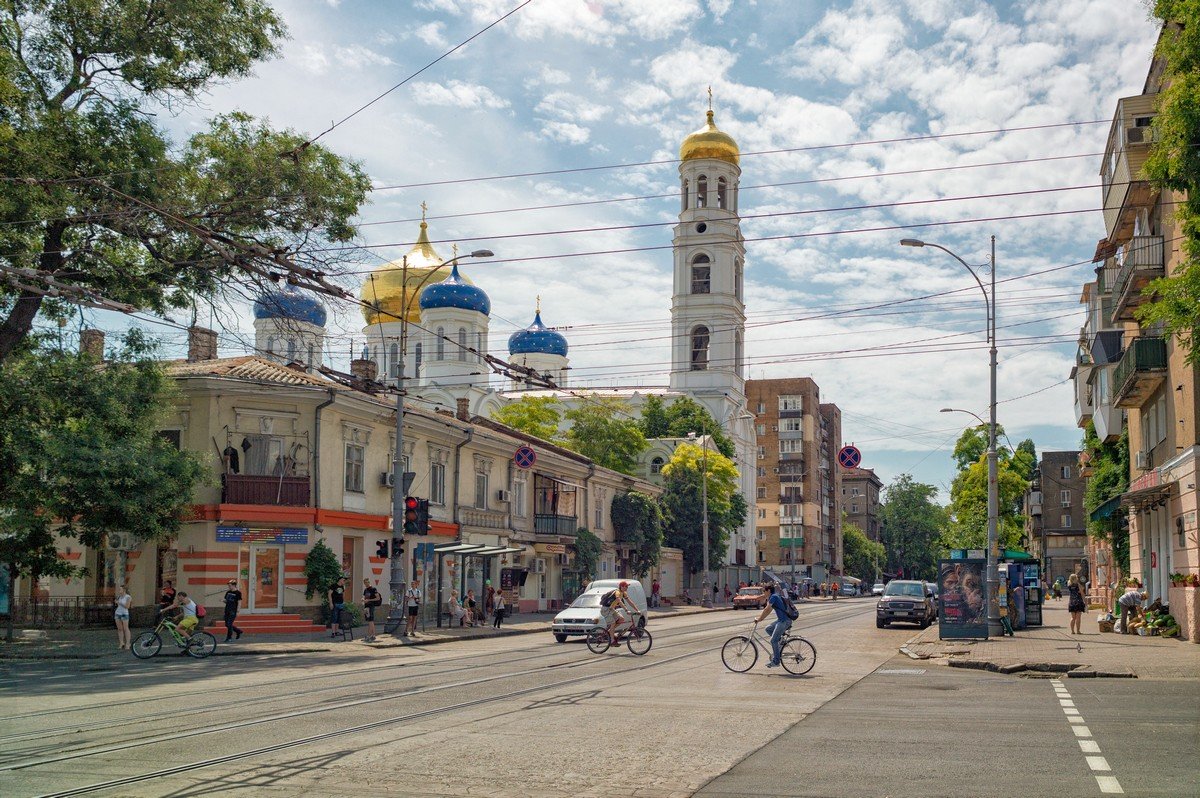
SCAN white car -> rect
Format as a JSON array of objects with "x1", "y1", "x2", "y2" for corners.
[
  {"x1": 551, "y1": 579, "x2": 648, "y2": 643},
  {"x1": 872, "y1": 582, "x2": 885, "y2": 596}
]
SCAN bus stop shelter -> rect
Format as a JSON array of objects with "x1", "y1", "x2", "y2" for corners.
[{"x1": 433, "y1": 542, "x2": 525, "y2": 627}]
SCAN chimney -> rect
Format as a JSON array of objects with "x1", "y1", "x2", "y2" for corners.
[
  {"x1": 350, "y1": 358, "x2": 377, "y2": 381},
  {"x1": 456, "y1": 397, "x2": 470, "y2": 421},
  {"x1": 186, "y1": 326, "x2": 218, "y2": 362},
  {"x1": 79, "y1": 329, "x2": 105, "y2": 360}
]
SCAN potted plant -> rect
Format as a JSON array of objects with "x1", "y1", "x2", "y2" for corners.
[{"x1": 1169, "y1": 572, "x2": 1185, "y2": 587}]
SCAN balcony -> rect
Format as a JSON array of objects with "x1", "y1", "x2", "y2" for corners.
[
  {"x1": 460, "y1": 507, "x2": 509, "y2": 530},
  {"x1": 1072, "y1": 362, "x2": 1093, "y2": 428},
  {"x1": 1111, "y1": 337, "x2": 1168, "y2": 408},
  {"x1": 1088, "y1": 364, "x2": 1123, "y2": 442},
  {"x1": 1100, "y1": 94, "x2": 1158, "y2": 242},
  {"x1": 1111, "y1": 236, "x2": 1165, "y2": 321},
  {"x1": 222, "y1": 474, "x2": 310, "y2": 506},
  {"x1": 534, "y1": 514, "x2": 578, "y2": 537}
]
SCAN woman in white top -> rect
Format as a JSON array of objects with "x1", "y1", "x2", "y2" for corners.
[
  {"x1": 114, "y1": 585, "x2": 132, "y2": 650},
  {"x1": 447, "y1": 590, "x2": 466, "y2": 626}
]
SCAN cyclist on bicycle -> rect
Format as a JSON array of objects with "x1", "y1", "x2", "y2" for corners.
[
  {"x1": 168, "y1": 592, "x2": 199, "y2": 638},
  {"x1": 601, "y1": 581, "x2": 637, "y2": 644},
  {"x1": 753, "y1": 582, "x2": 790, "y2": 668}
]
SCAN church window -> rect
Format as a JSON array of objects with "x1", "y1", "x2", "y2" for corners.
[
  {"x1": 286, "y1": 339, "x2": 296, "y2": 362},
  {"x1": 414, "y1": 343, "x2": 422, "y2": 379},
  {"x1": 389, "y1": 343, "x2": 399, "y2": 377},
  {"x1": 458, "y1": 327, "x2": 467, "y2": 361},
  {"x1": 308, "y1": 344, "x2": 315, "y2": 368},
  {"x1": 266, "y1": 336, "x2": 277, "y2": 356},
  {"x1": 476, "y1": 332, "x2": 484, "y2": 363},
  {"x1": 690, "y1": 325, "x2": 710, "y2": 371},
  {"x1": 436, "y1": 327, "x2": 445, "y2": 360},
  {"x1": 696, "y1": 175, "x2": 708, "y2": 207},
  {"x1": 691, "y1": 254, "x2": 711, "y2": 294},
  {"x1": 651, "y1": 457, "x2": 664, "y2": 474},
  {"x1": 681, "y1": 178, "x2": 689, "y2": 211},
  {"x1": 717, "y1": 177, "x2": 727, "y2": 209},
  {"x1": 735, "y1": 257, "x2": 743, "y2": 301}
]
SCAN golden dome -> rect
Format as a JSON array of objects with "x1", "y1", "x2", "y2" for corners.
[
  {"x1": 680, "y1": 110, "x2": 739, "y2": 166},
  {"x1": 359, "y1": 220, "x2": 474, "y2": 326}
]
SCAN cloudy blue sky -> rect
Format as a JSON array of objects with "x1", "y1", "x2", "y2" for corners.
[{"x1": 139, "y1": 0, "x2": 1161, "y2": 498}]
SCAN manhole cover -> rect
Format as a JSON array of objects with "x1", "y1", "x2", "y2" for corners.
[{"x1": 877, "y1": 668, "x2": 926, "y2": 675}]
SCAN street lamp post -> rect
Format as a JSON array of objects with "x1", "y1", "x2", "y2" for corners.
[
  {"x1": 688, "y1": 431, "x2": 713, "y2": 608},
  {"x1": 377, "y1": 248, "x2": 494, "y2": 631},
  {"x1": 903, "y1": 236, "x2": 1001, "y2": 637}
]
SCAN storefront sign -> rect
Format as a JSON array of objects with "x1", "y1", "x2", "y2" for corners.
[
  {"x1": 535, "y1": 543, "x2": 566, "y2": 554},
  {"x1": 938, "y1": 559, "x2": 989, "y2": 640},
  {"x1": 216, "y1": 526, "x2": 308, "y2": 544}
]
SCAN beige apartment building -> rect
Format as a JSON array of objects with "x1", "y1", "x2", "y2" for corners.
[
  {"x1": 1074, "y1": 31, "x2": 1199, "y2": 640},
  {"x1": 744, "y1": 378, "x2": 843, "y2": 583},
  {"x1": 841, "y1": 467, "x2": 883, "y2": 543}
]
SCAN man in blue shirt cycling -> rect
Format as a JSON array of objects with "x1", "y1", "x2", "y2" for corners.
[{"x1": 753, "y1": 582, "x2": 791, "y2": 668}]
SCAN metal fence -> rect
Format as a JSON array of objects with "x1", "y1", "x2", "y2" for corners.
[{"x1": 3, "y1": 597, "x2": 117, "y2": 628}]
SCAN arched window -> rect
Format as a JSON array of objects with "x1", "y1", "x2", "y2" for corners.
[
  {"x1": 717, "y1": 177, "x2": 727, "y2": 209},
  {"x1": 690, "y1": 254, "x2": 711, "y2": 294},
  {"x1": 476, "y1": 332, "x2": 484, "y2": 363},
  {"x1": 732, "y1": 183, "x2": 738, "y2": 213},
  {"x1": 414, "y1": 342, "x2": 422, "y2": 379},
  {"x1": 286, "y1": 339, "x2": 297, "y2": 362},
  {"x1": 690, "y1": 325, "x2": 710, "y2": 371},
  {"x1": 735, "y1": 330, "x2": 744, "y2": 373},
  {"x1": 266, "y1": 336, "x2": 277, "y2": 356},
  {"x1": 734, "y1": 257, "x2": 744, "y2": 301},
  {"x1": 389, "y1": 342, "x2": 399, "y2": 377},
  {"x1": 436, "y1": 327, "x2": 445, "y2": 360},
  {"x1": 458, "y1": 327, "x2": 467, "y2": 361},
  {"x1": 696, "y1": 175, "x2": 708, "y2": 208},
  {"x1": 651, "y1": 457, "x2": 665, "y2": 475},
  {"x1": 308, "y1": 344, "x2": 315, "y2": 368},
  {"x1": 681, "y1": 178, "x2": 689, "y2": 211}
]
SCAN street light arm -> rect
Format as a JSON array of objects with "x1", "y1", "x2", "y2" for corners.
[
  {"x1": 920, "y1": 242, "x2": 990, "y2": 327},
  {"x1": 940, "y1": 407, "x2": 987, "y2": 428}
]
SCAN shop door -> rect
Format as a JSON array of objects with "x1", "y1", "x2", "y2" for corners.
[{"x1": 249, "y1": 545, "x2": 282, "y2": 612}]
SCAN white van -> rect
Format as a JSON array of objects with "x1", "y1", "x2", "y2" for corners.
[{"x1": 551, "y1": 579, "x2": 648, "y2": 643}]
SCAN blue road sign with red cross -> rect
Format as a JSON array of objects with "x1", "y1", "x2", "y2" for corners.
[
  {"x1": 837, "y1": 445, "x2": 862, "y2": 469},
  {"x1": 514, "y1": 445, "x2": 537, "y2": 469}
]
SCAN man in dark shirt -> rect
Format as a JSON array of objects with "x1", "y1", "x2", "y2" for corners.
[
  {"x1": 223, "y1": 579, "x2": 243, "y2": 642},
  {"x1": 362, "y1": 578, "x2": 382, "y2": 643},
  {"x1": 158, "y1": 580, "x2": 177, "y2": 612},
  {"x1": 329, "y1": 577, "x2": 347, "y2": 636}
]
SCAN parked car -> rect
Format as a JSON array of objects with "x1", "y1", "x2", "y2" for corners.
[
  {"x1": 871, "y1": 582, "x2": 886, "y2": 596},
  {"x1": 551, "y1": 579, "x2": 648, "y2": 643},
  {"x1": 876, "y1": 580, "x2": 936, "y2": 628},
  {"x1": 732, "y1": 586, "x2": 768, "y2": 610}
]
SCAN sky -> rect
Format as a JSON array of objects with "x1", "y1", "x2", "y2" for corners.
[{"x1": 101, "y1": 0, "x2": 1163, "y2": 500}]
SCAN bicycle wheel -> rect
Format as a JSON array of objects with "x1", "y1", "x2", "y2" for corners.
[
  {"x1": 779, "y1": 636, "x2": 817, "y2": 675},
  {"x1": 131, "y1": 632, "x2": 162, "y2": 659},
  {"x1": 721, "y1": 636, "x2": 757, "y2": 673},
  {"x1": 186, "y1": 632, "x2": 218, "y2": 659},
  {"x1": 626, "y1": 627, "x2": 653, "y2": 656},
  {"x1": 585, "y1": 628, "x2": 611, "y2": 654}
]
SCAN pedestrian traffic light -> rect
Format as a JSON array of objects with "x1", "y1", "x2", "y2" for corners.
[
  {"x1": 391, "y1": 537, "x2": 404, "y2": 558},
  {"x1": 375, "y1": 540, "x2": 388, "y2": 559},
  {"x1": 403, "y1": 496, "x2": 419, "y2": 536},
  {"x1": 416, "y1": 498, "x2": 430, "y2": 535}
]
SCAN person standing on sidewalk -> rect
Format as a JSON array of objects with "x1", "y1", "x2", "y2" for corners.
[
  {"x1": 328, "y1": 577, "x2": 347, "y2": 635},
  {"x1": 362, "y1": 578, "x2": 382, "y2": 642},
  {"x1": 651, "y1": 579, "x2": 660, "y2": 608},
  {"x1": 484, "y1": 581, "x2": 495, "y2": 623},
  {"x1": 114, "y1": 585, "x2": 132, "y2": 650},
  {"x1": 1067, "y1": 574, "x2": 1085, "y2": 634},
  {"x1": 493, "y1": 588, "x2": 506, "y2": 628},
  {"x1": 405, "y1": 579, "x2": 421, "y2": 636},
  {"x1": 222, "y1": 580, "x2": 243, "y2": 642}
]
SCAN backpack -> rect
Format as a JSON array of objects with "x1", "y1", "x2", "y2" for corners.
[
  {"x1": 195, "y1": 604, "x2": 207, "y2": 619},
  {"x1": 780, "y1": 593, "x2": 799, "y2": 621},
  {"x1": 599, "y1": 589, "x2": 618, "y2": 608}
]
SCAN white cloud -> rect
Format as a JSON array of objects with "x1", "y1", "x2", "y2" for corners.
[
  {"x1": 413, "y1": 21, "x2": 448, "y2": 48},
  {"x1": 540, "y1": 121, "x2": 591, "y2": 145},
  {"x1": 410, "y1": 79, "x2": 510, "y2": 109}
]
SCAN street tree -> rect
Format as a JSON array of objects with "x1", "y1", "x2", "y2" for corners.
[
  {"x1": 0, "y1": 1, "x2": 371, "y2": 361},
  {"x1": 1138, "y1": 1, "x2": 1200, "y2": 363},
  {"x1": 842, "y1": 520, "x2": 885, "y2": 583},
  {"x1": 638, "y1": 396, "x2": 735, "y2": 459},
  {"x1": 564, "y1": 397, "x2": 647, "y2": 475},
  {"x1": 878, "y1": 474, "x2": 946, "y2": 581},
  {"x1": 572, "y1": 528, "x2": 602, "y2": 582},
  {"x1": 303, "y1": 538, "x2": 343, "y2": 621},
  {"x1": 610, "y1": 491, "x2": 664, "y2": 578},
  {"x1": 0, "y1": 331, "x2": 204, "y2": 641},
  {"x1": 944, "y1": 459, "x2": 1029, "y2": 552},
  {"x1": 659, "y1": 443, "x2": 744, "y2": 573},
  {"x1": 491, "y1": 397, "x2": 566, "y2": 445},
  {"x1": 1082, "y1": 422, "x2": 1131, "y2": 575}
]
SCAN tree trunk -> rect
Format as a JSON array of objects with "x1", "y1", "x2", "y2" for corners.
[{"x1": 0, "y1": 291, "x2": 45, "y2": 362}]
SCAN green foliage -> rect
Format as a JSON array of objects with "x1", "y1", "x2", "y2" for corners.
[
  {"x1": 842, "y1": 521, "x2": 885, "y2": 582},
  {"x1": 879, "y1": 474, "x2": 947, "y2": 581},
  {"x1": 611, "y1": 491, "x2": 664, "y2": 577},
  {"x1": 1082, "y1": 422, "x2": 1130, "y2": 574},
  {"x1": 946, "y1": 425, "x2": 1031, "y2": 552},
  {"x1": 0, "y1": 1, "x2": 370, "y2": 360},
  {"x1": 572, "y1": 528, "x2": 602, "y2": 581},
  {"x1": 1139, "y1": 2, "x2": 1200, "y2": 363},
  {"x1": 564, "y1": 397, "x2": 647, "y2": 475},
  {"x1": 638, "y1": 396, "x2": 735, "y2": 459},
  {"x1": 303, "y1": 539, "x2": 342, "y2": 604},
  {"x1": 491, "y1": 397, "x2": 566, "y2": 444},
  {"x1": 659, "y1": 443, "x2": 742, "y2": 573}
]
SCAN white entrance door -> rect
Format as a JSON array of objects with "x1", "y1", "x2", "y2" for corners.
[{"x1": 249, "y1": 545, "x2": 283, "y2": 613}]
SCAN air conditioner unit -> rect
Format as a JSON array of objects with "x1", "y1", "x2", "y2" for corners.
[
  {"x1": 495, "y1": 489, "x2": 511, "y2": 502},
  {"x1": 772, "y1": 467, "x2": 779, "y2": 474},
  {"x1": 771, "y1": 425, "x2": 778, "y2": 432},
  {"x1": 380, "y1": 471, "x2": 395, "y2": 488},
  {"x1": 531, "y1": 558, "x2": 547, "y2": 574},
  {"x1": 1135, "y1": 450, "x2": 1150, "y2": 470}
]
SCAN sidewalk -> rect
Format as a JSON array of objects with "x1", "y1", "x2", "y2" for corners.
[
  {"x1": 0, "y1": 603, "x2": 728, "y2": 661},
  {"x1": 901, "y1": 601, "x2": 1200, "y2": 679}
]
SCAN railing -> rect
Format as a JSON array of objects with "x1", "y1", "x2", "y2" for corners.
[
  {"x1": 460, "y1": 507, "x2": 509, "y2": 530},
  {"x1": 4, "y1": 597, "x2": 122, "y2": 628},
  {"x1": 534, "y1": 514, "x2": 578, "y2": 537},
  {"x1": 1111, "y1": 337, "x2": 1168, "y2": 404},
  {"x1": 222, "y1": 474, "x2": 311, "y2": 506},
  {"x1": 1112, "y1": 235, "x2": 1164, "y2": 305}
]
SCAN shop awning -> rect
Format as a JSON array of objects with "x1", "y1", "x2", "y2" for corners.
[
  {"x1": 1120, "y1": 480, "x2": 1173, "y2": 512},
  {"x1": 432, "y1": 542, "x2": 524, "y2": 557},
  {"x1": 1090, "y1": 495, "x2": 1122, "y2": 522}
]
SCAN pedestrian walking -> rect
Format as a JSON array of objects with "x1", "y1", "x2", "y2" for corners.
[
  {"x1": 712, "y1": 583, "x2": 719, "y2": 604},
  {"x1": 222, "y1": 579, "x2": 243, "y2": 642},
  {"x1": 484, "y1": 582, "x2": 495, "y2": 621},
  {"x1": 724, "y1": 584, "x2": 732, "y2": 604},
  {"x1": 362, "y1": 578, "x2": 382, "y2": 642},
  {"x1": 1067, "y1": 574, "x2": 1085, "y2": 634},
  {"x1": 405, "y1": 579, "x2": 421, "y2": 636},
  {"x1": 651, "y1": 579, "x2": 660, "y2": 608},
  {"x1": 448, "y1": 590, "x2": 466, "y2": 626},
  {"x1": 158, "y1": 580, "x2": 176, "y2": 612},
  {"x1": 328, "y1": 577, "x2": 347, "y2": 635},
  {"x1": 493, "y1": 588, "x2": 506, "y2": 628},
  {"x1": 464, "y1": 589, "x2": 478, "y2": 625},
  {"x1": 114, "y1": 585, "x2": 132, "y2": 650}
]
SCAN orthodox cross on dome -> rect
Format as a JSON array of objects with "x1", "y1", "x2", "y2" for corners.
[
  {"x1": 536, "y1": 294, "x2": 541, "y2": 314},
  {"x1": 707, "y1": 85, "x2": 712, "y2": 111},
  {"x1": 452, "y1": 243, "x2": 459, "y2": 260},
  {"x1": 420, "y1": 200, "x2": 428, "y2": 222}
]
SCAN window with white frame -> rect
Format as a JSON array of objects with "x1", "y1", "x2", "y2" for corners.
[
  {"x1": 782, "y1": 417, "x2": 802, "y2": 432},
  {"x1": 1060, "y1": 465, "x2": 1071, "y2": 479},
  {"x1": 344, "y1": 443, "x2": 365, "y2": 493},
  {"x1": 757, "y1": 508, "x2": 766, "y2": 519},
  {"x1": 757, "y1": 402, "x2": 765, "y2": 414},
  {"x1": 651, "y1": 457, "x2": 665, "y2": 474},
  {"x1": 430, "y1": 462, "x2": 446, "y2": 504},
  {"x1": 757, "y1": 467, "x2": 766, "y2": 477},
  {"x1": 1060, "y1": 489, "x2": 1071, "y2": 507},
  {"x1": 1060, "y1": 514, "x2": 1072, "y2": 528},
  {"x1": 512, "y1": 473, "x2": 527, "y2": 517},
  {"x1": 757, "y1": 487, "x2": 767, "y2": 499},
  {"x1": 475, "y1": 471, "x2": 489, "y2": 509},
  {"x1": 756, "y1": 424, "x2": 766, "y2": 435},
  {"x1": 757, "y1": 445, "x2": 765, "y2": 459},
  {"x1": 779, "y1": 395, "x2": 802, "y2": 412},
  {"x1": 779, "y1": 439, "x2": 801, "y2": 454}
]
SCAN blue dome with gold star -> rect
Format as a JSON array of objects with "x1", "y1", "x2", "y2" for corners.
[
  {"x1": 508, "y1": 311, "x2": 567, "y2": 357},
  {"x1": 253, "y1": 286, "x2": 327, "y2": 327},
  {"x1": 418, "y1": 263, "x2": 491, "y2": 316}
]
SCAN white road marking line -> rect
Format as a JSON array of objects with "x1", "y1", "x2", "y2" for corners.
[
  {"x1": 1095, "y1": 775, "x2": 1124, "y2": 794},
  {"x1": 1055, "y1": 689, "x2": 1071, "y2": 696},
  {"x1": 1073, "y1": 726, "x2": 1092, "y2": 737},
  {"x1": 1079, "y1": 740, "x2": 1101, "y2": 753},
  {"x1": 1086, "y1": 756, "x2": 1112, "y2": 772},
  {"x1": 1064, "y1": 707, "x2": 1081, "y2": 715},
  {"x1": 1059, "y1": 699, "x2": 1075, "y2": 706},
  {"x1": 1068, "y1": 716, "x2": 1086, "y2": 724}
]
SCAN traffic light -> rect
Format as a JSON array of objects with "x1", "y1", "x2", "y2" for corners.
[
  {"x1": 391, "y1": 537, "x2": 404, "y2": 558},
  {"x1": 416, "y1": 498, "x2": 430, "y2": 535},
  {"x1": 403, "y1": 496, "x2": 419, "y2": 536},
  {"x1": 375, "y1": 540, "x2": 388, "y2": 559}
]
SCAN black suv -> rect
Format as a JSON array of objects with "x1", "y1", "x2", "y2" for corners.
[{"x1": 876, "y1": 580, "x2": 936, "y2": 628}]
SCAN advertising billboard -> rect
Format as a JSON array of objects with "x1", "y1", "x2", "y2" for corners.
[{"x1": 938, "y1": 559, "x2": 989, "y2": 639}]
